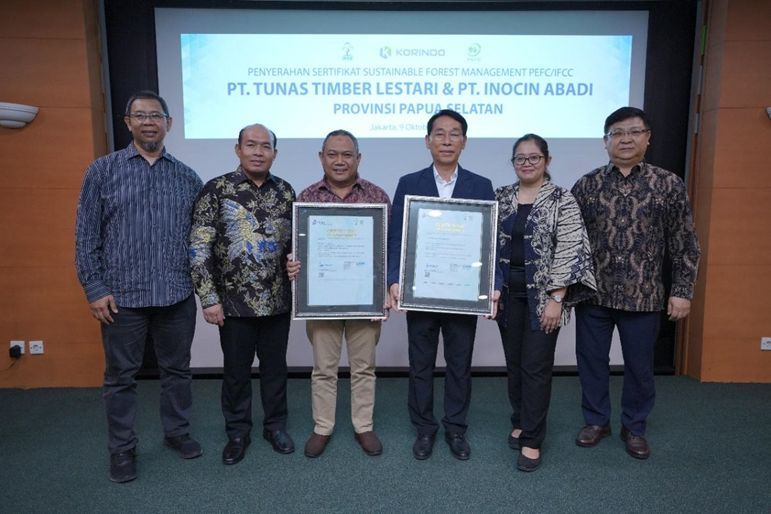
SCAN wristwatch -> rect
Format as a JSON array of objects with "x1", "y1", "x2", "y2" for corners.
[{"x1": 549, "y1": 294, "x2": 563, "y2": 304}]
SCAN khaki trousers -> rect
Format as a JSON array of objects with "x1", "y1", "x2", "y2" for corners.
[{"x1": 306, "y1": 319, "x2": 380, "y2": 435}]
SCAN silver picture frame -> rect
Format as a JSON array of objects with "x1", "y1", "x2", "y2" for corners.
[
  {"x1": 292, "y1": 202, "x2": 388, "y2": 320},
  {"x1": 398, "y1": 195, "x2": 498, "y2": 315}
]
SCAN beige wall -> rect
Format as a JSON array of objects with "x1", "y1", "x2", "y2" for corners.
[
  {"x1": 0, "y1": 0, "x2": 106, "y2": 387},
  {"x1": 0, "y1": 0, "x2": 768, "y2": 387}
]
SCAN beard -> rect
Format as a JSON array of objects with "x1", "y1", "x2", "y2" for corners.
[{"x1": 137, "y1": 139, "x2": 161, "y2": 153}]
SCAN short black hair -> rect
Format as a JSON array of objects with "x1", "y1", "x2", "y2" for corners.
[
  {"x1": 427, "y1": 109, "x2": 468, "y2": 136},
  {"x1": 124, "y1": 90, "x2": 169, "y2": 117},
  {"x1": 237, "y1": 124, "x2": 277, "y2": 149},
  {"x1": 604, "y1": 107, "x2": 650, "y2": 135},
  {"x1": 322, "y1": 129, "x2": 359, "y2": 154}
]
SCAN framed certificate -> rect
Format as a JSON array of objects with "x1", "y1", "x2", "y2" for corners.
[
  {"x1": 399, "y1": 195, "x2": 498, "y2": 315},
  {"x1": 293, "y1": 203, "x2": 388, "y2": 319}
]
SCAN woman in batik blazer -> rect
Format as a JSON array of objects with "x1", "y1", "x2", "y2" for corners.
[{"x1": 493, "y1": 133, "x2": 596, "y2": 472}]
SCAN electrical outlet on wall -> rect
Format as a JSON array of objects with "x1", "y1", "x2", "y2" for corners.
[
  {"x1": 29, "y1": 340, "x2": 44, "y2": 354},
  {"x1": 761, "y1": 337, "x2": 771, "y2": 351},
  {"x1": 10, "y1": 340, "x2": 25, "y2": 355}
]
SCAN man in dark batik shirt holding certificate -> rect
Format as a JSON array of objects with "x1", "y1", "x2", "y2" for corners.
[
  {"x1": 287, "y1": 130, "x2": 391, "y2": 458},
  {"x1": 571, "y1": 107, "x2": 700, "y2": 460},
  {"x1": 189, "y1": 124, "x2": 296, "y2": 465}
]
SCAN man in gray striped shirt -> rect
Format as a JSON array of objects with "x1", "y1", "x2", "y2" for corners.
[{"x1": 75, "y1": 91, "x2": 204, "y2": 483}]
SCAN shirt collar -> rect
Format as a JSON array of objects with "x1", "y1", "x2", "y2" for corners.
[
  {"x1": 433, "y1": 165, "x2": 458, "y2": 184},
  {"x1": 606, "y1": 160, "x2": 645, "y2": 177},
  {"x1": 125, "y1": 142, "x2": 171, "y2": 163},
  {"x1": 316, "y1": 175, "x2": 363, "y2": 192},
  {"x1": 234, "y1": 166, "x2": 276, "y2": 185}
]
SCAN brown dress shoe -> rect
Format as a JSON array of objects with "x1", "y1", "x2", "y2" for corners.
[
  {"x1": 304, "y1": 433, "x2": 331, "y2": 458},
  {"x1": 620, "y1": 427, "x2": 650, "y2": 459},
  {"x1": 575, "y1": 424, "x2": 611, "y2": 447},
  {"x1": 354, "y1": 431, "x2": 383, "y2": 456}
]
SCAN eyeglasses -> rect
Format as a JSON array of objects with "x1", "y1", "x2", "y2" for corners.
[
  {"x1": 128, "y1": 112, "x2": 168, "y2": 122},
  {"x1": 513, "y1": 154, "x2": 544, "y2": 166},
  {"x1": 605, "y1": 128, "x2": 649, "y2": 139},
  {"x1": 430, "y1": 130, "x2": 464, "y2": 142}
]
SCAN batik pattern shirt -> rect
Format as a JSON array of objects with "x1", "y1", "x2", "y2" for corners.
[
  {"x1": 495, "y1": 180, "x2": 596, "y2": 329},
  {"x1": 189, "y1": 168, "x2": 295, "y2": 317},
  {"x1": 298, "y1": 176, "x2": 390, "y2": 206},
  {"x1": 571, "y1": 161, "x2": 700, "y2": 312}
]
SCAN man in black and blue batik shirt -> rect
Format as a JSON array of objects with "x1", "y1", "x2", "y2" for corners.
[{"x1": 189, "y1": 123, "x2": 296, "y2": 466}]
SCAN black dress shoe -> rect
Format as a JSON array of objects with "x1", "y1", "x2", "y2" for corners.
[
  {"x1": 620, "y1": 427, "x2": 651, "y2": 459},
  {"x1": 445, "y1": 432, "x2": 471, "y2": 460},
  {"x1": 517, "y1": 452, "x2": 542, "y2": 472},
  {"x1": 164, "y1": 434, "x2": 203, "y2": 459},
  {"x1": 263, "y1": 428, "x2": 295, "y2": 454},
  {"x1": 412, "y1": 434, "x2": 435, "y2": 460},
  {"x1": 222, "y1": 435, "x2": 251, "y2": 465},
  {"x1": 109, "y1": 449, "x2": 137, "y2": 483},
  {"x1": 508, "y1": 433, "x2": 520, "y2": 451}
]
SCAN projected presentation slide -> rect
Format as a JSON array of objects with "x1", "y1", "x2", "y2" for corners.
[
  {"x1": 181, "y1": 34, "x2": 632, "y2": 139},
  {"x1": 156, "y1": 7, "x2": 648, "y2": 369}
]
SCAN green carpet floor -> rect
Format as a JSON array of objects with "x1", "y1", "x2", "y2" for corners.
[{"x1": 1, "y1": 376, "x2": 769, "y2": 513}]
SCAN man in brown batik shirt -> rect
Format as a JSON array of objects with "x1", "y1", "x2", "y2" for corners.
[
  {"x1": 288, "y1": 130, "x2": 390, "y2": 458},
  {"x1": 571, "y1": 107, "x2": 700, "y2": 460}
]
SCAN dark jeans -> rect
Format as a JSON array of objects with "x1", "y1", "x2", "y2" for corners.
[
  {"x1": 575, "y1": 304, "x2": 660, "y2": 436},
  {"x1": 101, "y1": 295, "x2": 196, "y2": 454},
  {"x1": 498, "y1": 295, "x2": 559, "y2": 449},
  {"x1": 406, "y1": 310, "x2": 477, "y2": 435},
  {"x1": 219, "y1": 313, "x2": 291, "y2": 440}
]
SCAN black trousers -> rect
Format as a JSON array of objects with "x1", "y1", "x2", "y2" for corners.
[
  {"x1": 101, "y1": 295, "x2": 196, "y2": 454},
  {"x1": 219, "y1": 313, "x2": 291, "y2": 440},
  {"x1": 406, "y1": 310, "x2": 478, "y2": 436},
  {"x1": 498, "y1": 295, "x2": 559, "y2": 449}
]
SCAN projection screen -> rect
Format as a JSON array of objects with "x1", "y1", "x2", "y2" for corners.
[{"x1": 154, "y1": 7, "x2": 648, "y2": 369}]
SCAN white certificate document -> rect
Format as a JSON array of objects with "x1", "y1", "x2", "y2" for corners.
[
  {"x1": 412, "y1": 208, "x2": 483, "y2": 301},
  {"x1": 307, "y1": 215, "x2": 374, "y2": 306}
]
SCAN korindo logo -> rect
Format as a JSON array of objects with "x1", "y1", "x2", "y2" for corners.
[
  {"x1": 395, "y1": 48, "x2": 445, "y2": 57},
  {"x1": 379, "y1": 46, "x2": 445, "y2": 58}
]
